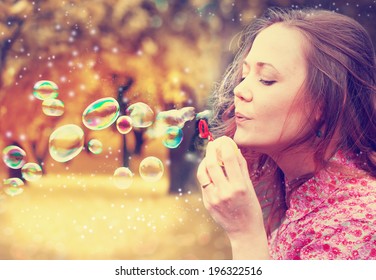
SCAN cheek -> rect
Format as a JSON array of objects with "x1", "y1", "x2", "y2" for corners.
[
  {"x1": 251, "y1": 100, "x2": 298, "y2": 141},
  {"x1": 273, "y1": 106, "x2": 312, "y2": 144},
  {"x1": 257, "y1": 103, "x2": 289, "y2": 129}
]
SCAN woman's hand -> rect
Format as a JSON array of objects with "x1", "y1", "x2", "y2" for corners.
[{"x1": 196, "y1": 136, "x2": 269, "y2": 259}]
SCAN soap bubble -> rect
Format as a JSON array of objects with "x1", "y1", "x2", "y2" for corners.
[
  {"x1": 42, "y1": 98, "x2": 65, "y2": 116},
  {"x1": 2, "y1": 145, "x2": 26, "y2": 169},
  {"x1": 156, "y1": 109, "x2": 184, "y2": 128},
  {"x1": 88, "y1": 139, "x2": 103, "y2": 154},
  {"x1": 139, "y1": 156, "x2": 164, "y2": 182},
  {"x1": 163, "y1": 126, "x2": 183, "y2": 149},
  {"x1": 196, "y1": 109, "x2": 212, "y2": 120},
  {"x1": 144, "y1": 121, "x2": 167, "y2": 139},
  {"x1": 82, "y1": 97, "x2": 120, "y2": 130},
  {"x1": 147, "y1": 107, "x2": 195, "y2": 139},
  {"x1": 21, "y1": 162, "x2": 42, "y2": 182},
  {"x1": 113, "y1": 167, "x2": 134, "y2": 189},
  {"x1": 49, "y1": 124, "x2": 84, "y2": 162},
  {"x1": 126, "y1": 102, "x2": 154, "y2": 128},
  {"x1": 2, "y1": 178, "x2": 24, "y2": 197},
  {"x1": 116, "y1": 115, "x2": 133, "y2": 134},
  {"x1": 33, "y1": 80, "x2": 59, "y2": 100},
  {"x1": 180, "y1": 107, "x2": 196, "y2": 122}
]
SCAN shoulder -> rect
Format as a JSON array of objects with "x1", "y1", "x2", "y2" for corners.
[
  {"x1": 300, "y1": 176, "x2": 376, "y2": 259},
  {"x1": 326, "y1": 176, "x2": 376, "y2": 214},
  {"x1": 313, "y1": 176, "x2": 376, "y2": 230}
]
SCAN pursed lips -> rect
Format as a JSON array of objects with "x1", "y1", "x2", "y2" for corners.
[{"x1": 235, "y1": 112, "x2": 252, "y2": 122}]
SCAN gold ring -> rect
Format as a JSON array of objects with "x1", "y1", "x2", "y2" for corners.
[{"x1": 201, "y1": 182, "x2": 212, "y2": 189}]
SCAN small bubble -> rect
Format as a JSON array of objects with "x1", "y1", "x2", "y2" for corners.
[
  {"x1": 162, "y1": 126, "x2": 183, "y2": 149},
  {"x1": 2, "y1": 145, "x2": 26, "y2": 169},
  {"x1": 88, "y1": 139, "x2": 103, "y2": 154},
  {"x1": 139, "y1": 156, "x2": 164, "y2": 182},
  {"x1": 33, "y1": 80, "x2": 58, "y2": 100},
  {"x1": 126, "y1": 102, "x2": 154, "y2": 128},
  {"x1": 21, "y1": 162, "x2": 42, "y2": 182},
  {"x1": 113, "y1": 167, "x2": 134, "y2": 189},
  {"x1": 116, "y1": 115, "x2": 133, "y2": 134},
  {"x1": 3, "y1": 178, "x2": 24, "y2": 196},
  {"x1": 42, "y1": 98, "x2": 64, "y2": 116}
]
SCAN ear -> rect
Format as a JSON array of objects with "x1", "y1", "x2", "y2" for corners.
[{"x1": 314, "y1": 101, "x2": 324, "y2": 122}]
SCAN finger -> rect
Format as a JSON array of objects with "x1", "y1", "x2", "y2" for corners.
[
  {"x1": 196, "y1": 157, "x2": 211, "y2": 186},
  {"x1": 236, "y1": 149, "x2": 251, "y2": 183},
  {"x1": 236, "y1": 149, "x2": 258, "y2": 197},
  {"x1": 205, "y1": 141, "x2": 228, "y2": 188},
  {"x1": 196, "y1": 157, "x2": 218, "y2": 203},
  {"x1": 220, "y1": 138, "x2": 245, "y2": 190}
]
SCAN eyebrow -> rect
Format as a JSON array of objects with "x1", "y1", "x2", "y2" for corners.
[{"x1": 243, "y1": 61, "x2": 281, "y2": 75}]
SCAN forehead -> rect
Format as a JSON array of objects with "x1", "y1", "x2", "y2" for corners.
[{"x1": 244, "y1": 23, "x2": 308, "y2": 74}]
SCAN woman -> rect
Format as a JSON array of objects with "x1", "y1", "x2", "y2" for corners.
[{"x1": 196, "y1": 7, "x2": 376, "y2": 260}]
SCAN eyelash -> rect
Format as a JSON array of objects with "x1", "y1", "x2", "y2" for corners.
[
  {"x1": 259, "y1": 79, "x2": 276, "y2": 86},
  {"x1": 239, "y1": 77, "x2": 276, "y2": 86}
]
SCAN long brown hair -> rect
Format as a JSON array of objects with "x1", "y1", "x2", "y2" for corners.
[{"x1": 209, "y1": 7, "x2": 376, "y2": 235}]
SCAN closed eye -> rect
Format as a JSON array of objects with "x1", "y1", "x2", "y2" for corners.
[{"x1": 259, "y1": 79, "x2": 276, "y2": 86}]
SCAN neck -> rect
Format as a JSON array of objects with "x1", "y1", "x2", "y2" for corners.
[
  {"x1": 270, "y1": 142, "x2": 339, "y2": 185},
  {"x1": 270, "y1": 148, "x2": 317, "y2": 183},
  {"x1": 268, "y1": 130, "x2": 341, "y2": 183}
]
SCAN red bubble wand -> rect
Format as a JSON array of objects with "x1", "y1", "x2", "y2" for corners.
[{"x1": 198, "y1": 119, "x2": 214, "y2": 141}]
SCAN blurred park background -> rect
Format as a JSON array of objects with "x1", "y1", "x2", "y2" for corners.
[{"x1": 0, "y1": 0, "x2": 375, "y2": 259}]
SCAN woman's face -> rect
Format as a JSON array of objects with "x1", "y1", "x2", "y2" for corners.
[{"x1": 233, "y1": 23, "x2": 312, "y2": 154}]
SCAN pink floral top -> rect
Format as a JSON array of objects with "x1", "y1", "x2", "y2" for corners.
[{"x1": 268, "y1": 151, "x2": 376, "y2": 259}]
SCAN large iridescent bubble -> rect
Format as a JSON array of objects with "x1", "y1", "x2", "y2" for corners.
[
  {"x1": 2, "y1": 178, "x2": 24, "y2": 197},
  {"x1": 116, "y1": 115, "x2": 133, "y2": 134},
  {"x1": 113, "y1": 167, "x2": 134, "y2": 189},
  {"x1": 33, "y1": 80, "x2": 59, "y2": 100},
  {"x1": 82, "y1": 97, "x2": 120, "y2": 130},
  {"x1": 87, "y1": 139, "x2": 103, "y2": 154},
  {"x1": 163, "y1": 126, "x2": 183, "y2": 149},
  {"x1": 2, "y1": 145, "x2": 26, "y2": 169},
  {"x1": 139, "y1": 156, "x2": 164, "y2": 182},
  {"x1": 126, "y1": 102, "x2": 154, "y2": 128},
  {"x1": 21, "y1": 162, "x2": 42, "y2": 182},
  {"x1": 49, "y1": 124, "x2": 84, "y2": 162},
  {"x1": 42, "y1": 98, "x2": 65, "y2": 116}
]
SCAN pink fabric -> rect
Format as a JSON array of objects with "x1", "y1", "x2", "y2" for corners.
[{"x1": 268, "y1": 151, "x2": 376, "y2": 259}]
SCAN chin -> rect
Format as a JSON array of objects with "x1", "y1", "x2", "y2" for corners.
[
  {"x1": 234, "y1": 130, "x2": 270, "y2": 152},
  {"x1": 233, "y1": 131, "x2": 252, "y2": 147}
]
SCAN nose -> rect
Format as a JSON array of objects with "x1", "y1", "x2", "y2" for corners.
[{"x1": 233, "y1": 78, "x2": 253, "y2": 102}]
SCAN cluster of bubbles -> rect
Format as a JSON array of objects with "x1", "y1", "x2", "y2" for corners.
[
  {"x1": 2, "y1": 145, "x2": 43, "y2": 196},
  {"x1": 33, "y1": 80, "x2": 65, "y2": 116},
  {"x1": 1, "y1": 80, "x2": 211, "y2": 193}
]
